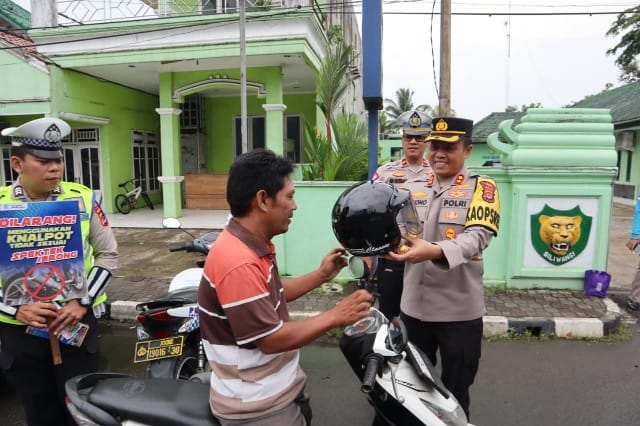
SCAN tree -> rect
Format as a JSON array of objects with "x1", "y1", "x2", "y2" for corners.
[
  {"x1": 429, "y1": 103, "x2": 455, "y2": 117},
  {"x1": 379, "y1": 111, "x2": 397, "y2": 139},
  {"x1": 316, "y1": 26, "x2": 354, "y2": 147},
  {"x1": 504, "y1": 102, "x2": 542, "y2": 112},
  {"x1": 606, "y1": 5, "x2": 640, "y2": 82},
  {"x1": 303, "y1": 114, "x2": 368, "y2": 181},
  {"x1": 384, "y1": 88, "x2": 434, "y2": 120}
]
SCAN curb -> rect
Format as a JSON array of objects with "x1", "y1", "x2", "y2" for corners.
[
  {"x1": 108, "y1": 301, "x2": 139, "y2": 322},
  {"x1": 483, "y1": 297, "x2": 622, "y2": 339},
  {"x1": 108, "y1": 297, "x2": 624, "y2": 339}
]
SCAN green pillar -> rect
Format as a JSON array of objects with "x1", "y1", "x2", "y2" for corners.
[
  {"x1": 156, "y1": 72, "x2": 183, "y2": 219},
  {"x1": 262, "y1": 68, "x2": 285, "y2": 154}
]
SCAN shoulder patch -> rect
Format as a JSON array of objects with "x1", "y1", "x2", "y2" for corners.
[
  {"x1": 465, "y1": 177, "x2": 500, "y2": 235},
  {"x1": 93, "y1": 202, "x2": 109, "y2": 226}
]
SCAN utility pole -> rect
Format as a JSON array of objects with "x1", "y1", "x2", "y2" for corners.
[
  {"x1": 240, "y1": 0, "x2": 248, "y2": 153},
  {"x1": 439, "y1": 0, "x2": 451, "y2": 116},
  {"x1": 505, "y1": 0, "x2": 512, "y2": 109}
]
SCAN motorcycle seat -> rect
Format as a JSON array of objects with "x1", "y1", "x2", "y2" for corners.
[
  {"x1": 136, "y1": 288, "x2": 198, "y2": 310},
  {"x1": 88, "y1": 376, "x2": 219, "y2": 426}
]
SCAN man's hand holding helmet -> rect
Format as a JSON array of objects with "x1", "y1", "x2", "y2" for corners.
[{"x1": 316, "y1": 247, "x2": 349, "y2": 282}]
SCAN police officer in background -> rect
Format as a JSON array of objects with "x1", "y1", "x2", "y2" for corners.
[
  {"x1": 371, "y1": 110, "x2": 432, "y2": 318},
  {"x1": 385, "y1": 116, "x2": 500, "y2": 420},
  {"x1": 0, "y1": 117, "x2": 118, "y2": 426}
]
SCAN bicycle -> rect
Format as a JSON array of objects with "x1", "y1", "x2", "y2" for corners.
[{"x1": 114, "y1": 179, "x2": 154, "y2": 214}]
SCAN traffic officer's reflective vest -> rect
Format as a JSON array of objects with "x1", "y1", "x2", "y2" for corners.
[{"x1": 0, "y1": 181, "x2": 106, "y2": 325}]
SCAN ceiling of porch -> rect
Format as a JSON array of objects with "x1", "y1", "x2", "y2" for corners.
[{"x1": 71, "y1": 53, "x2": 316, "y2": 97}]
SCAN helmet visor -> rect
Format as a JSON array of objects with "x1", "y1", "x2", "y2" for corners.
[{"x1": 395, "y1": 188, "x2": 423, "y2": 236}]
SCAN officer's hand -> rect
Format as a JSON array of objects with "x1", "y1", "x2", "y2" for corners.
[
  {"x1": 330, "y1": 289, "x2": 374, "y2": 327},
  {"x1": 317, "y1": 248, "x2": 348, "y2": 282},
  {"x1": 383, "y1": 233, "x2": 443, "y2": 264},
  {"x1": 16, "y1": 302, "x2": 58, "y2": 329},
  {"x1": 626, "y1": 238, "x2": 639, "y2": 251},
  {"x1": 49, "y1": 300, "x2": 87, "y2": 336}
]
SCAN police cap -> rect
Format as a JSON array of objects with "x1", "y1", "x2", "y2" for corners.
[
  {"x1": 1, "y1": 117, "x2": 70, "y2": 159},
  {"x1": 426, "y1": 117, "x2": 473, "y2": 143},
  {"x1": 397, "y1": 110, "x2": 432, "y2": 136}
]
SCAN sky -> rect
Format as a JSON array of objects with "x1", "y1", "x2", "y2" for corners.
[
  {"x1": 356, "y1": 0, "x2": 634, "y2": 121},
  {"x1": 11, "y1": 0, "x2": 635, "y2": 122}
]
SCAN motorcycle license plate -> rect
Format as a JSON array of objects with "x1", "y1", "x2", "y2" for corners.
[{"x1": 134, "y1": 336, "x2": 184, "y2": 363}]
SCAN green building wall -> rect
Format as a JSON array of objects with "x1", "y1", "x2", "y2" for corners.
[
  {"x1": 0, "y1": 49, "x2": 50, "y2": 116},
  {"x1": 48, "y1": 68, "x2": 159, "y2": 211}
]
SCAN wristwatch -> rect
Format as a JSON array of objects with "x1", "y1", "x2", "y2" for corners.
[{"x1": 77, "y1": 297, "x2": 92, "y2": 308}]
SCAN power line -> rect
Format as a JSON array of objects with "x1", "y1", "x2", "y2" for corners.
[{"x1": 0, "y1": 1, "x2": 633, "y2": 65}]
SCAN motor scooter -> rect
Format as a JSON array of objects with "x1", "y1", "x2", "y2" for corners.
[
  {"x1": 65, "y1": 372, "x2": 220, "y2": 426},
  {"x1": 133, "y1": 218, "x2": 217, "y2": 380},
  {"x1": 340, "y1": 256, "x2": 471, "y2": 426},
  {"x1": 65, "y1": 253, "x2": 468, "y2": 426}
]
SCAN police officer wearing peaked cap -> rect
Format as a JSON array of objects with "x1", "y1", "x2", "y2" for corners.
[
  {"x1": 385, "y1": 115, "x2": 501, "y2": 420},
  {"x1": 0, "y1": 117, "x2": 118, "y2": 426},
  {"x1": 371, "y1": 109, "x2": 432, "y2": 319}
]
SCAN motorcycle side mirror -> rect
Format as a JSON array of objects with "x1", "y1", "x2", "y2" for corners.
[
  {"x1": 348, "y1": 256, "x2": 370, "y2": 279},
  {"x1": 162, "y1": 218, "x2": 182, "y2": 229},
  {"x1": 387, "y1": 317, "x2": 408, "y2": 354}
]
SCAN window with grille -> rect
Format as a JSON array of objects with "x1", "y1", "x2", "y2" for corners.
[
  {"x1": 132, "y1": 130, "x2": 160, "y2": 192},
  {"x1": 0, "y1": 135, "x2": 17, "y2": 186}
]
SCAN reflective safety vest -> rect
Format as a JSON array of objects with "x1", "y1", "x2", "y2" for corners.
[{"x1": 0, "y1": 181, "x2": 107, "y2": 325}]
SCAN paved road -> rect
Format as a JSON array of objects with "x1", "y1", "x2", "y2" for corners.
[{"x1": 2, "y1": 322, "x2": 640, "y2": 425}]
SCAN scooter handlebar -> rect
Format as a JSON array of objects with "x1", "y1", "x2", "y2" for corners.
[
  {"x1": 361, "y1": 354, "x2": 383, "y2": 394},
  {"x1": 169, "y1": 239, "x2": 211, "y2": 255}
]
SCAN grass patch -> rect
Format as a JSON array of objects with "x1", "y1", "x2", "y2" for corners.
[
  {"x1": 484, "y1": 323, "x2": 633, "y2": 342},
  {"x1": 587, "y1": 322, "x2": 632, "y2": 343},
  {"x1": 484, "y1": 328, "x2": 554, "y2": 342}
]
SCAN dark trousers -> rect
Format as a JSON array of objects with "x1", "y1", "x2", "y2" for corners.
[
  {"x1": 0, "y1": 311, "x2": 99, "y2": 426},
  {"x1": 400, "y1": 313, "x2": 483, "y2": 420},
  {"x1": 376, "y1": 259, "x2": 404, "y2": 319}
]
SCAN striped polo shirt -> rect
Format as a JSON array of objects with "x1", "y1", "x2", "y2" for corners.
[{"x1": 198, "y1": 219, "x2": 305, "y2": 420}]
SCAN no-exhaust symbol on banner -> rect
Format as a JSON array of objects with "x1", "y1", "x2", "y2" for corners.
[{"x1": 23, "y1": 264, "x2": 66, "y2": 301}]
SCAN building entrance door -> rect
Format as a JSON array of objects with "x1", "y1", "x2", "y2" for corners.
[{"x1": 62, "y1": 128, "x2": 102, "y2": 190}]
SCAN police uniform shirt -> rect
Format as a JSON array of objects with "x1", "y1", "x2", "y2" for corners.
[
  {"x1": 373, "y1": 158, "x2": 431, "y2": 231},
  {"x1": 372, "y1": 157, "x2": 430, "y2": 186},
  {"x1": 401, "y1": 167, "x2": 500, "y2": 322}
]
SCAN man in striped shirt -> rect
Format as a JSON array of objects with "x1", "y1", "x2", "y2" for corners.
[{"x1": 198, "y1": 149, "x2": 373, "y2": 425}]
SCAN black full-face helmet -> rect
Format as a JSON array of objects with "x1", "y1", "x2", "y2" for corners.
[{"x1": 332, "y1": 180, "x2": 420, "y2": 256}]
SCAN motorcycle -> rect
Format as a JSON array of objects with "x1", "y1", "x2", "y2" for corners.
[
  {"x1": 65, "y1": 253, "x2": 468, "y2": 426},
  {"x1": 65, "y1": 372, "x2": 220, "y2": 426},
  {"x1": 339, "y1": 256, "x2": 471, "y2": 426},
  {"x1": 133, "y1": 218, "x2": 217, "y2": 380}
]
